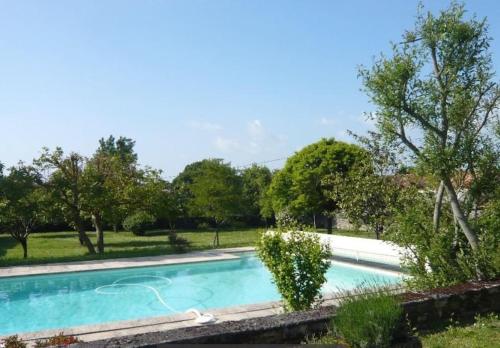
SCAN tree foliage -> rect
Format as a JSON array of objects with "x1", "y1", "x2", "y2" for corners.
[
  {"x1": 268, "y1": 138, "x2": 366, "y2": 232},
  {"x1": 360, "y1": 2, "x2": 500, "y2": 279},
  {"x1": 257, "y1": 230, "x2": 332, "y2": 311},
  {"x1": 0, "y1": 164, "x2": 44, "y2": 258},
  {"x1": 240, "y1": 164, "x2": 273, "y2": 222},
  {"x1": 183, "y1": 159, "x2": 243, "y2": 246},
  {"x1": 35, "y1": 148, "x2": 96, "y2": 254}
]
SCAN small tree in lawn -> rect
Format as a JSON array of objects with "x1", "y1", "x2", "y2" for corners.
[
  {"x1": 0, "y1": 164, "x2": 44, "y2": 258},
  {"x1": 82, "y1": 152, "x2": 141, "y2": 254},
  {"x1": 188, "y1": 159, "x2": 242, "y2": 247},
  {"x1": 257, "y1": 230, "x2": 332, "y2": 311},
  {"x1": 146, "y1": 176, "x2": 185, "y2": 231},
  {"x1": 95, "y1": 135, "x2": 138, "y2": 232},
  {"x1": 35, "y1": 148, "x2": 96, "y2": 254},
  {"x1": 326, "y1": 163, "x2": 399, "y2": 239},
  {"x1": 240, "y1": 164, "x2": 273, "y2": 224},
  {"x1": 324, "y1": 135, "x2": 402, "y2": 240}
]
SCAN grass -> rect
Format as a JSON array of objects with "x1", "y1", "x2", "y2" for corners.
[
  {"x1": 421, "y1": 314, "x2": 500, "y2": 348},
  {"x1": 0, "y1": 227, "x2": 372, "y2": 267},
  {"x1": 0, "y1": 228, "x2": 261, "y2": 267}
]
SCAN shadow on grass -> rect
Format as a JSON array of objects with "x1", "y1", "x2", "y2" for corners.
[
  {"x1": 104, "y1": 240, "x2": 169, "y2": 248},
  {"x1": 0, "y1": 234, "x2": 18, "y2": 258},
  {"x1": 34, "y1": 231, "x2": 81, "y2": 239},
  {"x1": 0, "y1": 246, "x2": 193, "y2": 267}
]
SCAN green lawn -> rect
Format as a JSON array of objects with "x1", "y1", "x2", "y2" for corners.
[
  {"x1": 421, "y1": 314, "x2": 500, "y2": 348},
  {"x1": 0, "y1": 227, "x2": 372, "y2": 267},
  {"x1": 0, "y1": 228, "x2": 262, "y2": 267}
]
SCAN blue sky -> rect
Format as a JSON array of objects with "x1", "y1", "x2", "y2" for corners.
[{"x1": 1, "y1": 0, "x2": 499, "y2": 177}]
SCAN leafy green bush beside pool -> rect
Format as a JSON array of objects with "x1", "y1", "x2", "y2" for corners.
[{"x1": 257, "y1": 230, "x2": 332, "y2": 311}]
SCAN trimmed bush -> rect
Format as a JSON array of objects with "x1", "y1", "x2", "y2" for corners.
[
  {"x1": 333, "y1": 288, "x2": 403, "y2": 348},
  {"x1": 123, "y1": 211, "x2": 155, "y2": 236},
  {"x1": 257, "y1": 230, "x2": 332, "y2": 311},
  {"x1": 167, "y1": 231, "x2": 190, "y2": 253}
]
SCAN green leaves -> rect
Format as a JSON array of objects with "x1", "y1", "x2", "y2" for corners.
[
  {"x1": 268, "y1": 138, "x2": 367, "y2": 220},
  {"x1": 183, "y1": 159, "x2": 243, "y2": 225},
  {"x1": 257, "y1": 230, "x2": 332, "y2": 311}
]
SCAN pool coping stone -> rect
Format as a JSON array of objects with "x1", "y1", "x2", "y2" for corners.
[
  {"x1": 0, "y1": 246, "x2": 403, "y2": 345},
  {"x1": 0, "y1": 247, "x2": 255, "y2": 278}
]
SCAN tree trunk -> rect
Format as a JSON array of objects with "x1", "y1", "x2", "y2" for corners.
[
  {"x1": 213, "y1": 229, "x2": 220, "y2": 248},
  {"x1": 433, "y1": 180, "x2": 445, "y2": 233},
  {"x1": 113, "y1": 223, "x2": 119, "y2": 233},
  {"x1": 93, "y1": 214, "x2": 105, "y2": 254},
  {"x1": 20, "y1": 238, "x2": 28, "y2": 259},
  {"x1": 76, "y1": 219, "x2": 96, "y2": 254},
  {"x1": 442, "y1": 177, "x2": 479, "y2": 250},
  {"x1": 326, "y1": 217, "x2": 333, "y2": 234},
  {"x1": 313, "y1": 214, "x2": 316, "y2": 229}
]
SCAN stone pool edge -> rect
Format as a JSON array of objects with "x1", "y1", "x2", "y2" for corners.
[
  {"x1": 0, "y1": 246, "x2": 404, "y2": 345},
  {"x1": 0, "y1": 247, "x2": 254, "y2": 278}
]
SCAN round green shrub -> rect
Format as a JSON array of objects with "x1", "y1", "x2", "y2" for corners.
[
  {"x1": 123, "y1": 212, "x2": 156, "y2": 236},
  {"x1": 257, "y1": 230, "x2": 332, "y2": 311}
]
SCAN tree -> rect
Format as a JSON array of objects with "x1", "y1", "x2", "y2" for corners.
[
  {"x1": 35, "y1": 148, "x2": 96, "y2": 254},
  {"x1": 240, "y1": 164, "x2": 273, "y2": 223},
  {"x1": 325, "y1": 132, "x2": 404, "y2": 239},
  {"x1": 186, "y1": 159, "x2": 242, "y2": 247},
  {"x1": 268, "y1": 138, "x2": 366, "y2": 232},
  {"x1": 82, "y1": 150, "x2": 143, "y2": 254},
  {"x1": 326, "y1": 161, "x2": 399, "y2": 239},
  {"x1": 359, "y1": 2, "x2": 500, "y2": 254},
  {"x1": 97, "y1": 135, "x2": 137, "y2": 163},
  {"x1": 96, "y1": 135, "x2": 138, "y2": 231},
  {"x1": 147, "y1": 177, "x2": 185, "y2": 231},
  {"x1": 0, "y1": 164, "x2": 44, "y2": 258}
]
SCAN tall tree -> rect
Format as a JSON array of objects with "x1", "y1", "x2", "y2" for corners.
[
  {"x1": 359, "y1": 2, "x2": 500, "y2": 252},
  {"x1": 268, "y1": 138, "x2": 366, "y2": 233},
  {"x1": 240, "y1": 164, "x2": 273, "y2": 223},
  {"x1": 97, "y1": 135, "x2": 138, "y2": 163},
  {"x1": 146, "y1": 176, "x2": 185, "y2": 231},
  {"x1": 0, "y1": 164, "x2": 44, "y2": 258},
  {"x1": 35, "y1": 148, "x2": 96, "y2": 254},
  {"x1": 326, "y1": 160, "x2": 399, "y2": 239},
  {"x1": 95, "y1": 135, "x2": 138, "y2": 231},
  {"x1": 186, "y1": 159, "x2": 242, "y2": 247},
  {"x1": 82, "y1": 150, "x2": 142, "y2": 254}
]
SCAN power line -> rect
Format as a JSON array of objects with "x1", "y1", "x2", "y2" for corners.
[
  {"x1": 162, "y1": 156, "x2": 289, "y2": 180},
  {"x1": 234, "y1": 157, "x2": 287, "y2": 169}
]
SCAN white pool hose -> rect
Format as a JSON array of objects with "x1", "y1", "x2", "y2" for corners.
[
  {"x1": 186, "y1": 308, "x2": 217, "y2": 324},
  {"x1": 95, "y1": 275, "x2": 217, "y2": 324}
]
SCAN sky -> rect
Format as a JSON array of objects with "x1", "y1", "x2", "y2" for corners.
[{"x1": 1, "y1": 0, "x2": 499, "y2": 178}]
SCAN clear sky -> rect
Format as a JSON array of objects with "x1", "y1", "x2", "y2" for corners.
[{"x1": 1, "y1": 0, "x2": 499, "y2": 177}]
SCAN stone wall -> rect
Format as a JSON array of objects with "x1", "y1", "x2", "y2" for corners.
[{"x1": 75, "y1": 280, "x2": 500, "y2": 347}]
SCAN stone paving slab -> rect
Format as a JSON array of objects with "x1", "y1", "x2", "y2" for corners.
[{"x1": 0, "y1": 247, "x2": 254, "y2": 278}]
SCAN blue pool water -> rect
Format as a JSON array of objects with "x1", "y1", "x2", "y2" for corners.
[{"x1": 0, "y1": 253, "x2": 401, "y2": 335}]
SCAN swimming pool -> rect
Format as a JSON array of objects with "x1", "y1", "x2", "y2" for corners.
[{"x1": 0, "y1": 253, "x2": 401, "y2": 335}]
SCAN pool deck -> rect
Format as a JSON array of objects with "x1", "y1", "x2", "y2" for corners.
[
  {"x1": 0, "y1": 246, "x2": 403, "y2": 346},
  {"x1": 0, "y1": 247, "x2": 254, "y2": 278}
]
